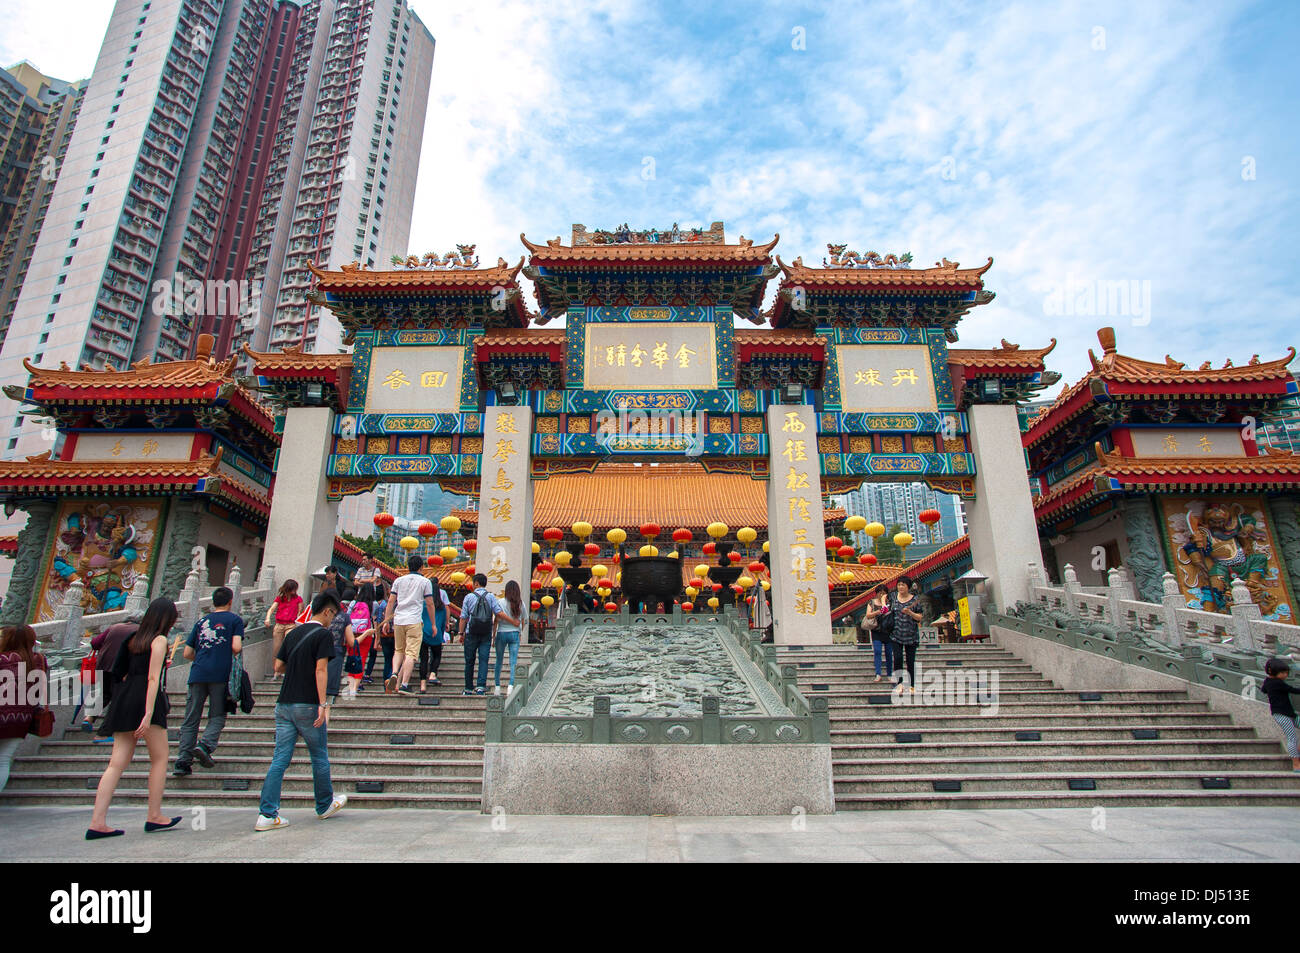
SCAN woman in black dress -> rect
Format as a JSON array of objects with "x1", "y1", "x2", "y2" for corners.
[{"x1": 87, "y1": 598, "x2": 182, "y2": 839}]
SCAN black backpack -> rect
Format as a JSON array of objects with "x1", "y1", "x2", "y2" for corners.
[{"x1": 467, "y1": 589, "x2": 495, "y2": 638}]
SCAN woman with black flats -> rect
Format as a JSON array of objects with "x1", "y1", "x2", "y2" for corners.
[{"x1": 87, "y1": 598, "x2": 183, "y2": 840}]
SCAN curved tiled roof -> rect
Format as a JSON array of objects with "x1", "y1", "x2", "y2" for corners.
[
  {"x1": 948, "y1": 339, "x2": 1056, "y2": 374},
  {"x1": 243, "y1": 343, "x2": 351, "y2": 374},
  {"x1": 831, "y1": 536, "x2": 972, "y2": 620},
  {"x1": 308, "y1": 258, "x2": 524, "y2": 290},
  {"x1": 522, "y1": 233, "x2": 779, "y2": 264},
  {"x1": 776, "y1": 255, "x2": 992, "y2": 289}
]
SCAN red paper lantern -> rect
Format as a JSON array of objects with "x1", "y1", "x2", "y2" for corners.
[
  {"x1": 583, "y1": 542, "x2": 601, "y2": 557},
  {"x1": 465, "y1": 565, "x2": 476, "y2": 575},
  {"x1": 748, "y1": 560, "x2": 764, "y2": 573},
  {"x1": 373, "y1": 512, "x2": 395, "y2": 528},
  {"x1": 825, "y1": 535, "x2": 843, "y2": 550},
  {"x1": 418, "y1": 521, "x2": 437, "y2": 537},
  {"x1": 746, "y1": 596, "x2": 754, "y2": 605},
  {"x1": 543, "y1": 527, "x2": 564, "y2": 543},
  {"x1": 604, "y1": 602, "x2": 618, "y2": 612},
  {"x1": 731, "y1": 584, "x2": 744, "y2": 594},
  {"x1": 672, "y1": 528, "x2": 692, "y2": 543},
  {"x1": 530, "y1": 580, "x2": 542, "y2": 591},
  {"x1": 711, "y1": 582, "x2": 723, "y2": 593},
  {"x1": 727, "y1": 551, "x2": 742, "y2": 564},
  {"x1": 531, "y1": 600, "x2": 541, "y2": 611},
  {"x1": 702, "y1": 541, "x2": 716, "y2": 555},
  {"x1": 640, "y1": 522, "x2": 661, "y2": 539},
  {"x1": 537, "y1": 561, "x2": 554, "y2": 573},
  {"x1": 427, "y1": 555, "x2": 443, "y2": 567},
  {"x1": 919, "y1": 508, "x2": 941, "y2": 525},
  {"x1": 681, "y1": 602, "x2": 694, "y2": 612},
  {"x1": 463, "y1": 539, "x2": 478, "y2": 553},
  {"x1": 837, "y1": 545, "x2": 854, "y2": 559},
  {"x1": 859, "y1": 554, "x2": 877, "y2": 566}
]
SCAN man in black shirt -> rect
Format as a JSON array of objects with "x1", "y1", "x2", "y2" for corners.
[{"x1": 255, "y1": 592, "x2": 348, "y2": 831}]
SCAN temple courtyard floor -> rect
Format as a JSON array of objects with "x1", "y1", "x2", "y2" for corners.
[{"x1": 1, "y1": 806, "x2": 1298, "y2": 862}]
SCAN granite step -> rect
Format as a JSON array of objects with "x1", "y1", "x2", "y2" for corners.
[
  {"x1": 829, "y1": 724, "x2": 1258, "y2": 743},
  {"x1": 3, "y1": 771, "x2": 482, "y2": 796},
  {"x1": 833, "y1": 771, "x2": 1300, "y2": 794},
  {"x1": 829, "y1": 739, "x2": 1283, "y2": 760},
  {"x1": 0, "y1": 788, "x2": 480, "y2": 810},
  {"x1": 834, "y1": 789, "x2": 1300, "y2": 809}
]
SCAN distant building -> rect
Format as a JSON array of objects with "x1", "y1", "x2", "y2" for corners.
[{"x1": 832, "y1": 482, "x2": 966, "y2": 548}]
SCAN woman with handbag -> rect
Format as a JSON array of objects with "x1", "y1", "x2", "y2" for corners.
[
  {"x1": 860, "y1": 590, "x2": 893, "y2": 682},
  {"x1": 888, "y1": 575, "x2": 926, "y2": 693},
  {"x1": 0, "y1": 625, "x2": 50, "y2": 791},
  {"x1": 88, "y1": 598, "x2": 182, "y2": 839}
]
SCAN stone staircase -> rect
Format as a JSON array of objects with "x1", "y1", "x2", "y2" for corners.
[
  {"x1": 778, "y1": 641, "x2": 1300, "y2": 810},
  {"x1": 0, "y1": 647, "x2": 531, "y2": 811}
]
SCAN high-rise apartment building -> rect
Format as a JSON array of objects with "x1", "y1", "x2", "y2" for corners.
[
  {"x1": 0, "y1": 0, "x2": 434, "y2": 462},
  {"x1": 833, "y1": 482, "x2": 967, "y2": 549},
  {"x1": 0, "y1": 63, "x2": 86, "y2": 344}
]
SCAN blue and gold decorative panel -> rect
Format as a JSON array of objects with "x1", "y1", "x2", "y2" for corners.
[
  {"x1": 820, "y1": 453, "x2": 976, "y2": 477},
  {"x1": 821, "y1": 326, "x2": 955, "y2": 412},
  {"x1": 349, "y1": 328, "x2": 479, "y2": 414},
  {"x1": 327, "y1": 453, "x2": 477, "y2": 478},
  {"x1": 820, "y1": 411, "x2": 968, "y2": 434},
  {"x1": 338, "y1": 413, "x2": 483, "y2": 435}
]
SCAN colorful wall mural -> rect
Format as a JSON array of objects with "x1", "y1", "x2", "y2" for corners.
[
  {"x1": 1161, "y1": 495, "x2": 1294, "y2": 624},
  {"x1": 34, "y1": 499, "x2": 165, "y2": 623}
]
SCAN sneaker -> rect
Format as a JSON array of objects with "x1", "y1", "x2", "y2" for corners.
[
  {"x1": 172, "y1": 764, "x2": 192, "y2": 777},
  {"x1": 431, "y1": 678, "x2": 441, "y2": 687},
  {"x1": 254, "y1": 814, "x2": 289, "y2": 832},
  {"x1": 318, "y1": 795, "x2": 347, "y2": 819},
  {"x1": 193, "y1": 745, "x2": 214, "y2": 768},
  {"x1": 493, "y1": 685, "x2": 501, "y2": 696},
  {"x1": 474, "y1": 688, "x2": 486, "y2": 696},
  {"x1": 462, "y1": 689, "x2": 473, "y2": 696},
  {"x1": 397, "y1": 685, "x2": 414, "y2": 696},
  {"x1": 384, "y1": 675, "x2": 399, "y2": 695}
]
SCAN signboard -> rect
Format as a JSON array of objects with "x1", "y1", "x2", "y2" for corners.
[
  {"x1": 957, "y1": 596, "x2": 972, "y2": 638},
  {"x1": 1129, "y1": 428, "x2": 1245, "y2": 459},
  {"x1": 363, "y1": 346, "x2": 464, "y2": 413},
  {"x1": 70, "y1": 432, "x2": 195, "y2": 461},
  {"x1": 835, "y1": 344, "x2": 938, "y2": 413},
  {"x1": 583, "y1": 322, "x2": 716, "y2": 390}
]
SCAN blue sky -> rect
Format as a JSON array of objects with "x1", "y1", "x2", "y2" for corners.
[{"x1": 4, "y1": 0, "x2": 1298, "y2": 388}]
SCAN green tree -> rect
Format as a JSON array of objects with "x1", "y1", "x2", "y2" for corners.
[
  {"x1": 870, "y1": 523, "x2": 907, "y2": 564},
  {"x1": 339, "y1": 530, "x2": 401, "y2": 568}
]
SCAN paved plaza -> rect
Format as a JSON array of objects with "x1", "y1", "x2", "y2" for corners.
[{"x1": 2, "y1": 806, "x2": 1297, "y2": 863}]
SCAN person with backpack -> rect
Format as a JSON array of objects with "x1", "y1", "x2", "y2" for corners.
[
  {"x1": 266, "y1": 580, "x2": 304, "y2": 679},
  {"x1": 418, "y1": 581, "x2": 450, "y2": 693},
  {"x1": 173, "y1": 586, "x2": 244, "y2": 777},
  {"x1": 382, "y1": 556, "x2": 439, "y2": 695},
  {"x1": 363, "y1": 581, "x2": 393, "y2": 687},
  {"x1": 458, "y1": 574, "x2": 512, "y2": 696},
  {"x1": 860, "y1": 590, "x2": 892, "y2": 682},
  {"x1": 342, "y1": 583, "x2": 376, "y2": 699},
  {"x1": 324, "y1": 587, "x2": 360, "y2": 709},
  {"x1": 254, "y1": 591, "x2": 348, "y2": 832}
]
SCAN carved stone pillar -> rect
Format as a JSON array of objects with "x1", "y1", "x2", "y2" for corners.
[
  {"x1": 474, "y1": 405, "x2": 534, "y2": 642},
  {"x1": 1268, "y1": 495, "x2": 1300, "y2": 612},
  {"x1": 160, "y1": 501, "x2": 203, "y2": 599},
  {"x1": 0, "y1": 500, "x2": 56, "y2": 625},
  {"x1": 1120, "y1": 496, "x2": 1166, "y2": 603}
]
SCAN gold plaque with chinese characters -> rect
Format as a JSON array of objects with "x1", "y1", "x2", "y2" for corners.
[
  {"x1": 364, "y1": 346, "x2": 464, "y2": 413},
  {"x1": 583, "y1": 323, "x2": 716, "y2": 390},
  {"x1": 70, "y1": 433, "x2": 194, "y2": 461},
  {"x1": 836, "y1": 345, "x2": 938, "y2": 413},
  {"x1": 1129, "y1": 428, "x2": 1246, "y2": 459}
]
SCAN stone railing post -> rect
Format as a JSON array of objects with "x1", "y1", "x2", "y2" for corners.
[
  {"x1": 179, "y1": 567, "x2": 202, "y2": 635},
  {"x1": 1116, "y1": 566, "x2": 1136, "y2": 600},
  {"x1": 1106, "y1": 568, "x2": 1125, "y2": 626},
  {"x1": 1228, "y1": 579, "x2": 1262, "y2": 653},
  {"x1": 1062, "y1": 564, "x2": 1081, "y2": 616},
  {"x1": 123, "y1": 575, "x2": 150, "y2": 616},
  {"x1": 593, "y1": 695, "x2": 612, "y2": 744},
  {"x1": 256, "y1": 563, "x2": 276, "y2": 593},
  {"x1": 54, "y1": 581, "x2": 86, "y2": 653},
  {"x1": 227, "y1": 564, "x2": 243, "y2": 614},
  {"x1": 1160, "y1": 573, "x2": 1185, "y2": 648},
  {"x1": 1026, "y1": 562, "x2": 1047, "y2": 593},
  {"x1": 702, "y1": 695, "x2": 721, "y2": 744}
]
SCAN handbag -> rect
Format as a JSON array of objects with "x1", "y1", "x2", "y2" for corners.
[
  {"x1": 30, "y1": 706, "x2": 54, "y2": 737},
  {"x1": 344, "y1": 644, "x2": 363, "y2": 675},
  {"x1": 79, "y1": 652, "x2": 98, "y2": 686},
  {"x1": 876, "y1": 606, "x2": 896, "y2": 640}
]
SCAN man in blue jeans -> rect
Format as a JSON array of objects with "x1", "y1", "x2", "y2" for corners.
[
  {"x1": 255, "y1": 591, "x2": 348, "y2": 831},
  {"x1": 458, "y1": 574, "x2": 506, "y2": 696}
]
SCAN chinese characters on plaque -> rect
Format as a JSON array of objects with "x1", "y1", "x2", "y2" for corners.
[
  {"x1": 473, "y1": 406, "x2": 534, "y2": 605},
  {"x1": 364, "y1": 346, "x2": 464, "y2": 412},
  {"x1": 836, "y1": 344, "x2": 938, "y2": 413},
  {"x1": 583, "y1": 323, "x2": 716, "y2": 390}
]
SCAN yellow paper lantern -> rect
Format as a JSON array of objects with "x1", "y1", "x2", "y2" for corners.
[
  {"x1": 399, "y1": 535, "x2": 419, "y2": 551},
  {"x1": 572, "y1": 521, "x2": 593, "y2": 540},
  {"x1": 439, "y1": 546, "x2": 457, "y2": 561},
  {"x1": 738, "y1": 575, "x2": 754, "y2": 589},
  {"x1": 554, "y1": 550, "x2": 572, "y2": 567},
  {"x1": 440, "y1": 516, "x2": 461, "y2": 534},
  {"x1": 450, "y1": 571, "x2": 466, "y2": 585},
  {"x1": 707, "y1": 597, "x2": 720, "y2": 609},
  {"x1": 552, "y1": 577, "x2": 565, "y2": 590},
  {"x1": 667, "y1": 550, "x2": 679, "y2": 559},
  {"x1": 706, "y1": 522, "x2": 728, "y2": 539},
  {"x1": 686, "y1": 586, "x2": 699, "y2": 598},
  {"x1": 607, "y1": 528, "x2": 627, "y2": 545},
  {"x1": 638, "y1": 544, "x2": 659, "y2": 557},
  {"x1": 693, "y1": 564, "x2": 710, "y2": 578},
  {"x1": 864, "y1": 522, "x2": 885, "y2": 539},
  {"x1": 591, "y1": 564, "x2": 608, "y2": 579},
  {"x1": 540, "y1": 595, "x2": 554, "y2": 607},
  {"x1": 531, "y1": 542, "x2": 540, "y2": 554},
  {"x1": 761, "y1": 579, "x2": 770, "y2": 591},
  {"x1": 762, "y1": 540, "x2": 769, "y2": 553},
  {"x1": 615, "y1": 571, "x2": 621, "y2": 584},
  {"x1": 736, "y1": 526, "x2": 757, "y2": 546},
  {"x1": 839, "y1": 570, "x2": 854, "y2": 583},
  {"x1": 893, "y1": 532, "x2": 913, "y2": 549},
  {"x1": 845, "y1": 515, "x2": 867, "y2": 533}
]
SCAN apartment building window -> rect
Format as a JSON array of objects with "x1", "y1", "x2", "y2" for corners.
[
  {"x1": 45, "y1": 313, "x2": 54, "y2": 324},
  {"x1": 74, "y1": 220, "x2": 82, "y2": 229},
  {"x1": 96, "y1": 152, "x2": 104, "y2": 161},
  {"x1": 69, "y1": 238, "x2": 77, "y2": 247},
  {"x1": 111, "y1": 104, "x2": 118, "y2": 113},
  {"x1": 39, "y1": 332, "x2": 48, "y2": 344},
  {"x1": 90, "y1": 169, "x2": 99, "y2": 178},
  {"x1": 51, "y1": 294, "x2": 60, "y2": 304},
  {"x1": 56, "y1": 275, "x2": 66, "y2": 285},
  {"x1": 34, "y1": 353, "x2": 43, "y2": 363},
  {"x1": 62, "y1": 257, "x2": 71, "y2": 266}
]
